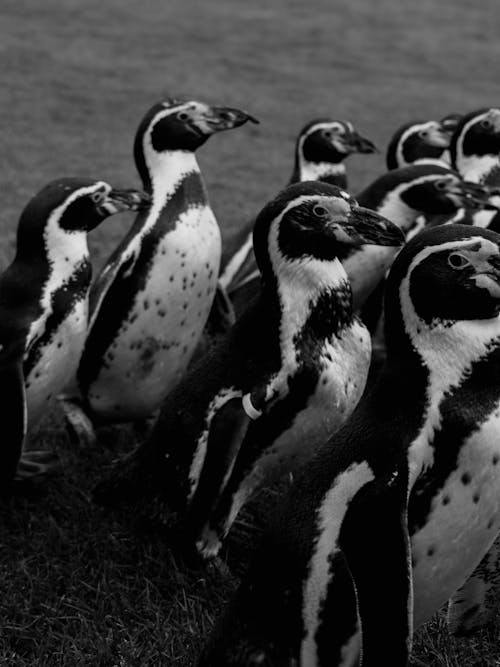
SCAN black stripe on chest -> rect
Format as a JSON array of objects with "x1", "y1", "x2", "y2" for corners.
[
  {"x1": 24, "y1": 260, "x2": 91, "y2": 381},
  {"x1": 409, "y1": 342, "x2": 500, "y2": 534},
  {"x1": 79, "y1": 172, "x2": 207, "y2": 393}
]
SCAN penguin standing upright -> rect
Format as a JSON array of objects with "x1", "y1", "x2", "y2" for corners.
[
  {"x1": 217, "y1": 119, "x2": 377, "y2": 322},
  {"x1": 94, "y1": 181, "x2": 404, "y2": 559},
  {"x1": 0, "y1": 178, "x2": 147, "y2": 489},
  {"x1": 200, "y1": 224, "x2": 500, "y2": 667},
  {"x1": 385, "y1": 118, "x2": 453, "y2": 170},
  {"x1": 62, "y1": 98, "x2": 257, "y2": 441}
]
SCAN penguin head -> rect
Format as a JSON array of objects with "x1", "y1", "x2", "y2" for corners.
[
  {"x1": 253, "y1": 182, "x2": 404, "y2": 286},
  {"x1": 298, "y1": 119, "x2": 377, "y2": 165},
  {"x1": 385, "y1": 224, "x2": 500, "y2": 357},
  {"x1": 134, "y1": 97, "x2": 257, "y2": 185},
  {"x1": 18, "y1": 178, "x2": 148, "y2": 235},
  {"x1": 386, "y1": 120, "x2": 451, "y2": 170},
  {"x1": 360, "y1": 163, "x2": 493, "y2": 220},
  {"x1": 451, "y1": 108, "x2": 500, "y2": 165}
]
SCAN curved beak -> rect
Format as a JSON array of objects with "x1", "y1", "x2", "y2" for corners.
[
  {"x1": 449, "y1": 181, "x2": 500, "y2": 211},
  {"x1": 99, "y1": 188, "x2": 151, "y2": 216},
  {"x1": 343, "y1": 130, "x2": 379, "y2": 154},
  {"x1": 204, "y1": 106, "x2": 259, "y2": 132},
  {"x1": 471, "y1": 249, "x2": 500, "y2": 299},
  {"x1": 439, "y1": 113, "x2": 462, "y2": 135},
  {"x1": 343, "y1": 206, "x2": 405, "y2": 246}
]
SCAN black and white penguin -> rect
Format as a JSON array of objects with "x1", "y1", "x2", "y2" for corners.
[
  {"x1": 385, "y1": 119, "x2": 452, "y2": 170},
  {"x1": 63, "y1": 98, "x2": 257, "y2": 439},
  {"x1": 200, "y1": 224, "x2": 500, "y2": 667},
  {"x1": 449, "y1": 107, "x2": 500, "y2": 230},
  {"x1": 217, "y1": 119, "x2": 377, "y2": 322},
  {"x1": 0, "y1": 178, "x2": 147, "y2": 490},
  {"x1": 94, "y1": 181, "x2": 404, "y2": 559}
]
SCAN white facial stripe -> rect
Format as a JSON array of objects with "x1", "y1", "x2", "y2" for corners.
[
  {"x1": 401, "y1": 237, "x2": 500, "y2": 482},
  {"x1": 396, "y1": 123, "x2": 435, "y2": 167},
  {"x1": 455, "y1": 109, "x2": 500, "y2": 181},
  {"x1": 299, "y1": 161, "x2": 346, "y2": 182},
  {"x1": 301, "y1": 461, "x2": 375, "y2": 665}
]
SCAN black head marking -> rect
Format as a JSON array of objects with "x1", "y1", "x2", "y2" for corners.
[
  {"x1": 134, "y1": 98, "x2": 257, "y2": 189},
  {"x1": 450, "y1": 108, "x2": 500, "y2": 165},
  {"x1": 385, "y1": 224, "x2": 500, "y2": 355},
  {"x1": 386, "y1": 120, "x2": 450, "y2": 170}
]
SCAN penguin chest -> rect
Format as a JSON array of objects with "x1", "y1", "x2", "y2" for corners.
[
  {"x1": 410, "y1": 410, "x2": 500, "y2": 628},
  {"x1": 259, "y1": 321, "x2": 371, "y2": 474},
  {"x1": 89, "y1": 208, "x2": 221, "y2": 421},
  {"x1": 25, "y1": 297, "x2": 88, "y2": 430}
]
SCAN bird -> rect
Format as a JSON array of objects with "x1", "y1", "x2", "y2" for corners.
[
  {"x1": 199, "y1": 223, "x2": 500, "y2": 667},
  {"x1": 385, "y1": 119, "x2": 453, "y2": 170},
  {"x1": 216, "y1": 119, "x2": 377, "y2": 326},
  {"x1": 0, "y1": 178, "x2": 147, "y2": 491},
  {"x1": 61, "y1": 97, "x2": 257, "y2": 444},
  {"x1": 448, "y1": 107, "x2": 500, "y2": 230},
  {"x1": 94, "y1": 181, "x2": 404, "y2": 560}
]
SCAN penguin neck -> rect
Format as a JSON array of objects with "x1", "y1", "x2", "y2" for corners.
[
  {"x1": 271, "y1": 255, "x2": 353, "y2": 370},
  {"x1": 138, "y1": 149, "x2": 204, "y2": 236},
  {"x1": 292, "y1": 157, "x2": 347, "y2": 186},
  {"x1": 455, "y1": 152, "x2": 500, "y2": 186}
]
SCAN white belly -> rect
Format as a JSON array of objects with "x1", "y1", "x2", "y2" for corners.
[
  {"x1": 345, "y1": 246, "x2": 398, "y2": 311},
  {"x1": 88, "y1": 207, "x2": 221, "y2": 421},
  {"x1": 411, "y1": 411, "x2": 500, "y2": 628},
  {"x1": 25, "y1": 299, "x2": 88, "y2": 431}
]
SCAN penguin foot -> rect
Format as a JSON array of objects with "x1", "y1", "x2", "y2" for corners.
[
  {"x1": 60, "y1": 398, "x2": 97, "y2": 447},
  {"x1": 15, "y1": 450, "x2": 59, "y2": 480}
]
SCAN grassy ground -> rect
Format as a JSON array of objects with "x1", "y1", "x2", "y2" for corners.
[{"x1": 2, "y1": 0, "x2": 500, "y2": 664}]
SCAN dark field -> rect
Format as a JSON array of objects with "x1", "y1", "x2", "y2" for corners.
[{"x1": 2, "y1": 0, "x2": 500, "y2": 664}]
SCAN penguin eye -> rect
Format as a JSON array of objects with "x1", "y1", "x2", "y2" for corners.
[
  {"x1": 434, "y1": 180, "x2": 449, "y2": 191},
  {"x1": 448, "y1": 252, "x2": 470, "y2": 269},
  {"x1": 90, "y1": 191, "x2": 105, "y2": 203},
  {"x1": 323, "y1": 130, "x2": 333, "y2": 139},
  {"x1": 313, "y1": 205, "x2": 329, "y2": 218},
  {"x1": 481, "y1": 119, "x2": 493, "y2": 129},
  {"x1": 418, "y1": 130, "x2": 429, "y2": 139},
  {"x1": 177, "y1": 111, "x2": 190, "y2": 121}
]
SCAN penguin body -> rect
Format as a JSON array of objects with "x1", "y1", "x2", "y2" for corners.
[
  {"x1": 200, "y1": 224, "x2": 500, "y2": 666},
  {"x1": 0, "y1": 179, "x2": 146, "y2": 487},
  {"x1": 217, "y1": 119, "x2": 377, "y2": 321},
  {"x1": 74, "y1": 99, "x2": 257, "y2": 424},
  {"x1": 385, "y1": 119, "x2": 453, "y2": 170},
  {"x1": 95, "y1": 182, "x2": 403, "y2": 559}
]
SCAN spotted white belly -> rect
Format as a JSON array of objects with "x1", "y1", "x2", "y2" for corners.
[
  {"x1": 25, "y1": 299, "x2": 88, "y2": 432},
  {"x1": 411, "y1": 409, "x2": 500, "y2": 629},
  {"x1": 88, "y1": 206, "x2": 221, "y2": 421}
]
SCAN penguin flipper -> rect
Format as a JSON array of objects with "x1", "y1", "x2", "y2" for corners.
[
  {"x1": 0, "y1": 359, "x2": 27, "y2": 489},
  {"x1": 339, "y1": 471, "x2": 412, "y2": 666},
  {"x1": 185, "y1": 396, "x2": 253, "y2": 557}
]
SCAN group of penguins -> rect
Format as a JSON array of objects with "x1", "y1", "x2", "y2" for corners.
[{"x1": 4, "y1": 97, "x2": 500, "y2": 666}]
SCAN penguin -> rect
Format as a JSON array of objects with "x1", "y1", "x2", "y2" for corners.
[
  {"x1": 217, "y1": 119, "x2": 377, "y2": 324},
  {"x1": 94, "y1": 181, "x2": 404, "y2": 560},
  {"x1": 385, "y1": 119, "x2": 453, "y2": 171},
  {"x1": 200, "y1": 224, "x2": 500, "y2": 667},
  {"x1": 62, "y1": 98, "x2": 257, "y2": 442},
  {"x1": 449, "y1": 107, "x2": 500, "y2": 230},
  {"x1": 0, "y1": 178, "x2": 147, "y2": 490},
  {"x1": 443, "y1": 109, "x2": 500, "y2": 635}
]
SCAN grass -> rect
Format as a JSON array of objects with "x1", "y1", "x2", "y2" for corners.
[{"x1": 2, "y1": 0, "x2": 500, "y2": 664}]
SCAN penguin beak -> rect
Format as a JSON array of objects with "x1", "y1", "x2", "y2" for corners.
[
  {"x1": 203, "y1": 106, "x2": 259, "y2": 132},
  {"x1": 343, "y1": 131, "x2": 379, "y2": 154},
  {"x1": 439, "y1": 114, "x2": 462, "y2": 135},
  {"x1": 99, "y1": 188, "x2": 151, "y2": 215},
  {"x1": 448, "y1": 182, "x2": 500, "y2": 211},
  {"x1": 471, "y1": 251, "x2": 500, "y2": 299},
  {"x1": 425, "y1": 123, "x2": 451, "y2": 148},
  {"x1": 342, "y1": 206, "x2": 406, "y2": 247}
]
